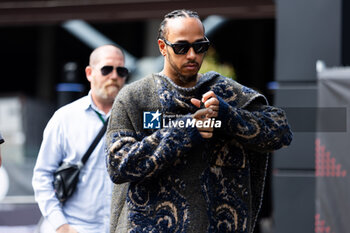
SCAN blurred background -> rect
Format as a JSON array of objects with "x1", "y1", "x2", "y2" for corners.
[{"x1": 0, "y1": 0, "x2": 349, "y2": 232}]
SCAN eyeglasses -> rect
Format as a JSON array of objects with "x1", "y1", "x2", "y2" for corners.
[
  {"x1": 100, "y1": 66, "x2": 129, "y2": 78},
  {"x1": 162, "y1": 37, "x2": 210, "y2": 55}
]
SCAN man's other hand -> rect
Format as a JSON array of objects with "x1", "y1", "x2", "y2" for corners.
[{"x1": 56, "y1": 224, "x2": 78, "y2": 233}]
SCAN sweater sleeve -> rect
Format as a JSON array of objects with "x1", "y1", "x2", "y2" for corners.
[
  {"x1": 216, "y1": 96, "x2": 293, "y2": 152},
  {"x1": 106, "y1": 98, "x2": 204, "y2": 184}
]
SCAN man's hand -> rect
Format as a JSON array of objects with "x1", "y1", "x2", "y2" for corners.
[
  {"x1": 192, "y1": 108, "x2": 215, "y2": 138},
  {"x1": 191, "y1": 91, "x2": 219, "y2": 139},
  {"x1": 191, "y1": 91, "x2": 219, "y2": 117},
  {"x1": 56, "y1": 224, "x2": 78, "y2": 233}
]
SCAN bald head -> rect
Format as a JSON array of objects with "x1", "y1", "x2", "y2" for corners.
[
  {"x1": 85, "y1": 44, "x2": 127, "y2": 114},
  {"x1": 89, "y1": 44, "x2": 124, "y2": 67}
]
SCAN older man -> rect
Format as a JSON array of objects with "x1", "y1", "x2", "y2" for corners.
[{"x1": 33, "y1": 44, "x2": 128, "y2": 233}]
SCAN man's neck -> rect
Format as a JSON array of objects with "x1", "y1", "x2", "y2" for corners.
[
  {"x1": 161, "y1": 71, "x2": 200, "y2": 88},
  {"x1": 91, "y1": 95, "x2": 112, "y2": 114},
  {"x1": 96, "y1": 104, "x2": 112, "y2": 115}
]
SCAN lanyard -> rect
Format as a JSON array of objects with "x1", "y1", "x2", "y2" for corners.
[{"x1": 94, "y1": 110, "x2": 105, "y2": 124}]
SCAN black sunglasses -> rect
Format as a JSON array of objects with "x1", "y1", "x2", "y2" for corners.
[
  {"x1": 100, "y1": 66, "x2": 129, "y2": 78},
  {"x1": 163, "y1": 37, "x2": 210, "y2": 55}
]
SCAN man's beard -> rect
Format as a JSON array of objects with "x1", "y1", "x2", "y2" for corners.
[
  {"x1": 95, "y1": 84, "x2": 119, "y2": 103},
  {"x1": 176, "y1": 73, "x2": 197, "y2": 84},
  {"x1": 167, "y1": 47, "x2": 201, "y2": 86},
  {"x1": 169, "y1": 60, "x2": 200, "y2": 85}
]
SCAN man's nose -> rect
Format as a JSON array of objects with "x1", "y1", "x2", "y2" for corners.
[
  {"x1": 110, "y1": 69, "x2": 119, "y2": 79},
  {"x1": 186, "y1": 47, "x2": 196, "y2": 59}
]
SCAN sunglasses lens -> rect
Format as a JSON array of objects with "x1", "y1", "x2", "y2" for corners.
[
  {"x1": 117, "y1": 67, "x2": 129, "y2": 77},
  {"x1": 172, "y1": 42, "x2": 209, "y2": 54},
  {"x1": 101, "y1": 66, "x2": 113, "y2": 76},
  {"x1": 193, "y1": 41, "x2": 210, "y2": 54},
  {"x1": 173, "y1": 44, "x2": 190, "y2": 55}
]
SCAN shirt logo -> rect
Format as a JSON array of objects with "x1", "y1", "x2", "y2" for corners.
[{"x1": 143, "y1": 110, "x2": 162, "y2": 129}]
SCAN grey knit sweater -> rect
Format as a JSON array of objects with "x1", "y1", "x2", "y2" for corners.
[{"x1": 106, "y1": 71, "x2": 292, "y2": 233}]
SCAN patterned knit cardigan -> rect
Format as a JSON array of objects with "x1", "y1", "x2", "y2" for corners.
[{"x1": 106, "y1": 71, "x2": 292, "y2": 233}]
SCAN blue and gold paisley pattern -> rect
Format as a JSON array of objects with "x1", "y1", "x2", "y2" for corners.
[
  {"x1": 128, "y1": 177, "x2": 189, "y2": 233},
  {"x1": 201, "y1": 167, "x2": 250, "y2": 233},
  {"x1": 107, "y1": 71, "x2": 293, "y2": 233}
]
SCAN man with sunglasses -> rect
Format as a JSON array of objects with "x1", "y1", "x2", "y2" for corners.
[
  {"x1": 107, "y1": 9, "x2": 292, "y2": 233},
  {"x1": 32, "y1": 44, "x2": 128, "y2": 233}
]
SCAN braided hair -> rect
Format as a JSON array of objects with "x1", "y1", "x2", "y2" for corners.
[{"x1": 157, "y1": 9, "x2": 203, "y2": 40}]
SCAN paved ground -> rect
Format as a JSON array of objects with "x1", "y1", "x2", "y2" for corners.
[
  {"x1": 0, "y1": 225, "x2": 37, "y2": 233},
  {"x1": 0, "y1": 201, "x2": 41, "y2": 233}
]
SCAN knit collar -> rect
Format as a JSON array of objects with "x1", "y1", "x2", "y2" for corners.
[
  {"x1": 154, "y1": 71, "x2": 222, "y2": 114},
  {"x1": 155, "y1": 71, "x2": 220, "y2": 93}
]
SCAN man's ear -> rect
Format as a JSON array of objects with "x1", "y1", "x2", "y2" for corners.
[
  {"x1": 85, "y1": 66, "x2": 93, "y2": 82},
  {"x1": 158, "y1": 39, "x2": 166, "y2": 56}
]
